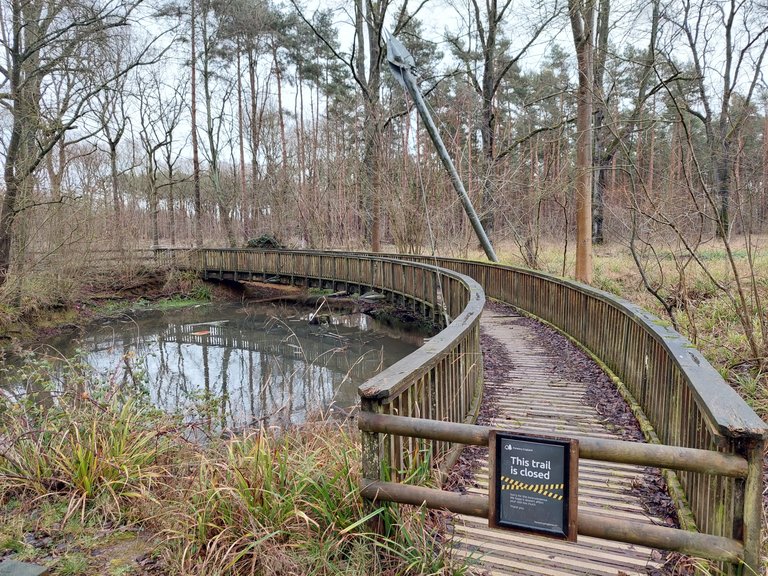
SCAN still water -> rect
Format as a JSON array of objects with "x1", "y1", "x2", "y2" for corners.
[{"x1": 8, "y1": 302, "x2": 422, "y2": 429}]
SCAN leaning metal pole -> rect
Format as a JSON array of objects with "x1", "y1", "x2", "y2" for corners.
[{"x1": 385, "y1": 32, "x2": 498, "y2": 263}]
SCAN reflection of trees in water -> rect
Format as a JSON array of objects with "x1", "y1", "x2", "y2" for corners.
[
  {"x1": 73, "y1": 315, "x2": 397, "y2": 430},
  {"x1": 0, "y1": 307, "x2": 418, "y2": 433},
  {"x1": 220, "y1": 347, "x2": 231, "y2": 431},
  {"x1": 0, "y1": 309, "x2": 414, "y2": 430}
]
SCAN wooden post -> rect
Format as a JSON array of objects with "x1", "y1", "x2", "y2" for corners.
[
  {"x1": 741, "y1": 438, "x2": 766, "y2": 574},
  {"x1": 360, "y1": 398, "x2": 387, "y2": 535}
]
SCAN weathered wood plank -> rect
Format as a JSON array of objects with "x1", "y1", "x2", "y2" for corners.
[{"x1": 450, "y1": 308, "x2": 673, "y2": 574}]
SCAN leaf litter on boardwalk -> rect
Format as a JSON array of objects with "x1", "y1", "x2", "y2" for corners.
[{"x1": 448, "y1": 300, "x2": 692, "y2": 575}]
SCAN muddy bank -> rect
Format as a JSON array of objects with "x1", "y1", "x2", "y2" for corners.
[
  {"x1": 0, "y1": 267, "x2": 207, "y2": 344},
  {"x1": 2, "y1": 267, "x2": 438, "y2": 353}
]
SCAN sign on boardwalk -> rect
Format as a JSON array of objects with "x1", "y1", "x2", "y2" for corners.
[{"x1": 489, "y1": 431, "x2": 578, "y2": 541}]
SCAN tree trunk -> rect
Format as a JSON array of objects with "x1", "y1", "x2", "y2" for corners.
[
  {"x1": 716, "y1": 142, "x2": 731, "y2": 238},
  {"x1": 272, "y1": 43, "x2": 288, "y2": 171},
  {"x1": 248, "y1": 48, "x2": 262, "y2": 236},
  {"x1": 0, "y1": 66, "x2": 41, "y2": 286},
  {"x1": 592, "y1": 108, "x2": 607, "y2": 245},
  {"x1": 191, "y1": 0, "x2": 203, "y2": 247},
  {"x1": 591, "y1": 0, "x2": 609, "y2": 245},
  {"x1": 592, "y1": 0, "x2": 659, "y2": 245},
  {"x1": 168, "y1": 159, "x2": 176, "y2": 246},
  {"x1": 237, "y1": 42, "x2": 247, "y2": 242},
  {"x1": 648, "y1": 117, "x2": 655, "y2": 201},
  {"x1": 570, "y1": 0, "x2": 594, "y2": 284},
  {"x1": 762, "y1": 109, "x2": 768, "y2": 227},
  {"x1": 110, "y1": 142, "x2": 124, "y2": 250},
  {"x1": 0, "y1": 176, "x2": 19, "y2": 286},
  {"x1": 355, "y1": 0, "x2": 382, "y2": 252},
  {"x1": 479, "y1": 0, "x2": 498, "y2": 237},
  {"x1": 149, "y1": 164, "x2": 160, "y2": 248},
  {"x1": 364, "y1": 103, "x2": 382, "y2": 253}
]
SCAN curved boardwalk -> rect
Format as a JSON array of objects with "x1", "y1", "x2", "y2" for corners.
[{"x1": 452, "y1": 305, "x2": 671, "y2": 575}]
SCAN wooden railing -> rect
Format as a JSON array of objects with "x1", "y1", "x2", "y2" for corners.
[
  {"x1": 160, "y1": 248, "x2": 767, "y2": 574},
  {"x1": 159, "y1": 248, "x2": 486, "y2": 476},
  {"x1": 363, "y1": 253, "x2": 768, "y2": 574}
]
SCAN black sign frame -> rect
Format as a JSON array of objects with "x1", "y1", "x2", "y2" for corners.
[{"x1": 488, "y1": 431, "x2": 578, "y2": 541}]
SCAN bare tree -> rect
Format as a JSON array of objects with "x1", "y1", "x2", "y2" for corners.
[
  {"x1": 447, "y1": 0, "x2": 561, "y2": 237},
  {"x1": 158, "y1": 74, "x2": 189, "y2": 247},
  {"x1": 294, "y1": 0, "x2": 429, "y2": 252},
  {"x1": 136, "y1": 65, "x2": 187, "y2": 248},
  {"x1": 663, "y1": 0, "x2": 768, "y2": 238},
  {"x1": 0, "y1": 0, "x2": 169, "y2": 286},
  {"x1": 197, "y1": 0, "x2": 238, "y2": 246},
  {"x1": 190, "y1": 0, "x2": 203, "y2": 246},
  {"x1": 591, "y1": 0, "x2": 662, "y2": 245},
  {"x1": 92, "y1": 41, "x2": 136, "y2": 251}
]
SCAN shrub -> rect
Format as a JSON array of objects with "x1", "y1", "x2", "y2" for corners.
[{"x1": 245, "y1": 235, "x2": 283, "y2": 250}]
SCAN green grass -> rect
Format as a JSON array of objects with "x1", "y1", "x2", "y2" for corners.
[
  {"x1": 54, "y1": 553, "x2": 91, "y2": 576},
  {"x1": 308, "y1": 287, "x2": 337, "y2": 296},
  {"x1": 94, "y1": 294, "x2": 210, "y2": 317},
  {"x1": 150, "y1": 295, "x2": 211, "y2": 310}
]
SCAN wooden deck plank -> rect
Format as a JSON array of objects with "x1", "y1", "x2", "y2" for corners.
[
  {"x1": 456, "y1": 517, "x2": 659, "y2": 559},
  {"x1": 454, "y1": 533, "x2": 654, "y2": 574},
  {"x1": 450, "y1": 307, "x2": 672, "y2": 575},
  {"x1": 453, "y1": 532, "x2": 655, "y2": 576}
]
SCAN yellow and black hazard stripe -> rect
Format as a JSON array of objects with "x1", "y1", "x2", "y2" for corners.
[{"x1": 500, "y1": 475, "x2": 564, "y2": 501}]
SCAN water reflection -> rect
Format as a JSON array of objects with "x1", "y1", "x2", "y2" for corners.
[{"x1": 8, "y1": 303, "x2": 421, "y2": 429}]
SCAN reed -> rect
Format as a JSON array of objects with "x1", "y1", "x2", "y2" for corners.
[
  {"x1": 0, "y1": 384, "x2": 169, "y2": 525},
  {"x1": 162, "y1": 422, "x2": 467, "y2": 575}
]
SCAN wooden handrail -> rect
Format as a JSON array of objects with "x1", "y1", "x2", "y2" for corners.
[
  {"x1": 356, "y1": 251, "x2": 767, "y2": 574},
  {"x1": 359, "y1": 479, "x2": 745, "y2": 563},
  {"x1": 362, "y1": 253, "x2": 768, "y2": 441},
  {"x1": 358, "y1": 412, "x2": 749, "y2": 478}
]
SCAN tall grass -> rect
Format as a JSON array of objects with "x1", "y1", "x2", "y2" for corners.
[
  {"x1": 0, "y1": 381, "x2": 169, "y2": 524},
  {"x1": 0, "y1": 356, "x2": 471, "y2": 575},
  {"x1": 163, "y1": 422, "x2": 464, "y2": 575}
]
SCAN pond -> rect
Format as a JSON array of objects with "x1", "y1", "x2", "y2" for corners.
[{"x1": 2, "y1": 301, "x2": 424, "y2": 430}]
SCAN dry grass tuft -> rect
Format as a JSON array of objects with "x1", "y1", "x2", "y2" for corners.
[{"x1": 0, "y1": 357, "x2": 472, "y2": 575}]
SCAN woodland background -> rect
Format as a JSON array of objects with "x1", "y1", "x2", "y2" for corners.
[{"x1": 1, "y1": 0, "x2": 768, "y2": 386}]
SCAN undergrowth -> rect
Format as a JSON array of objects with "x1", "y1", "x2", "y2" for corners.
[
  {"x1": 0, "y1": 356, "x2": 473, "y2": 575},
  {"x1": 0, "y1": 264, "x2": 215, "y2": 343}
]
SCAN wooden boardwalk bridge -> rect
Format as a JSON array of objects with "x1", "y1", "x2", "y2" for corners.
[
  {"x1": 162, "y1": 248, "x2": 768, "y2": 575},
  {"x1": 453, "y1": 306, "x2": 668, "y2": 575}
]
